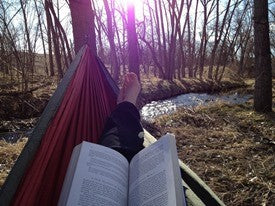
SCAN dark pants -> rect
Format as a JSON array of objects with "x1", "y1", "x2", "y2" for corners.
[{"x1": 99, "y1": 102, "x2": 144, "y2": 162}]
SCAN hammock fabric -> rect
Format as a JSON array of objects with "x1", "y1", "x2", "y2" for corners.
[{"x1": 12, "y1": 46, "x2": 117, "y2": 205}]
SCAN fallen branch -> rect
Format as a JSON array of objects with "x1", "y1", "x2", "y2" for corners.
[{"x1": 22, "y1": 100, "x2": 40, "y2": 113}]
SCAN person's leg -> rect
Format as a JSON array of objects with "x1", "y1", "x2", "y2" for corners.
[{"x1": 99, "y1": 73, "x2": 144, "y2": 162}]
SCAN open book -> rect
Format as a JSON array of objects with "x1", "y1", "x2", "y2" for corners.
[{"x1": 58, "y1": 134, "x2": 186, "y2": 206}]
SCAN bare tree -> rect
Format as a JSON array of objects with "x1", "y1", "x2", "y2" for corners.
[
  {"x1": 45, "y1": 0, "x2": 55, "y2": 76},
  {"x1": 237, "y1": 11, "x2": 253, "y2": 75},
  {"x1": 214, "y1": 0, "x2": 240, "y2": 80},
  {"x1": 196, "y1": 0, "x2": 215, "y2": 79},
  {"x1": 0, "y1": 0, "x2": 39, "y2": 91},
  {"x1": 253, "y1": 0, "x2": 272, "y2": 112},
  {"x1": 208, "y1": 0, "x2": 232, "y2": 79},
  {"x1": 34, "y1": 0, "x2": 48, "y2": 75},
  {"x1": 20, "y1": 0, "x2": 35, "y2": 77},
  {"x1": 190, "y1": 0, "x2": 199, "y2": 78},
  {"x1": 103, "y1": 0, "x2": 120, "y2": 81},
  {"x1": 45, "y1": 1, "x2": 63, "y2": 79}
]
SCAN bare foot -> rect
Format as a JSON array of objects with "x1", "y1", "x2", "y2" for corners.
[{"x1": 117, "y1": 73, "x2": 141, "y2": 105}]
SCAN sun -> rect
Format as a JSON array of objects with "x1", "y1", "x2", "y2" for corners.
[{"x1": 117, "y1": 0, "x2": 145, "y2": 19}]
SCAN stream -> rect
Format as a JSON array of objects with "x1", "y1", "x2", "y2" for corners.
[
  {"x1": 1, "y1": 92, "x2": 252, "y2": 142},
  {"x1": 141, "y1": 92, "x2": 252, "y2": 121}
]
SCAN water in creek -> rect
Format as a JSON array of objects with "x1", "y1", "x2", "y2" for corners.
[
  {"x1": 1, "y1": 92, "x2": 252, "y2": 142},
  {"x1": 141, "y1": 92, "x2": 252, "y2": 121}
]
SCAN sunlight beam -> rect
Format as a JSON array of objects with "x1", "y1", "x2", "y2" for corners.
[
  {"x1": 119, "y1": 0, "x2": 144, "y2": 19},
  {"x1": 127, "y1": 0, "x2": 135, "y2": 5}
]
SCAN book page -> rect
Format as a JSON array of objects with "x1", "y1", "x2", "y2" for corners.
[
  {"x1": 58, "y1": 141, "x2": 129, "y2": 206},
  {"x1": 128, "y1": 134, "x2": 184, "y2": 206},
  {"x1": 58, "y1": 144, "x2": 82, "y2": 205}
]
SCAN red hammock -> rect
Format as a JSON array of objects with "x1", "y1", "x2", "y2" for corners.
[
  {"x1": 12, "y1": 46, "x2": 117, "y2": 205},
  {"x1": 1, "y1": 46, "x2": 225, "y2": 206}
]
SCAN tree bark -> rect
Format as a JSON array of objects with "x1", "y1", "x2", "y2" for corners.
[
  {"x1": 69, "y1": 0, "x2": 97, "y2": 54},
  {"x1": 253, "y1": 0, "x2": 272, "y2": 112},
  {"x1": 127, "y1": 3, "x2": 140, "y2": 79}
]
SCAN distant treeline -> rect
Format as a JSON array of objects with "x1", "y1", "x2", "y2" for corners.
[{"x1": 0, "y1": 0, "x2": 274, "y2": 91}]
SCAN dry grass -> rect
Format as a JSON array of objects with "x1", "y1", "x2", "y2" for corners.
[
  {"x1": 144, "y1": 100, "x2": 275, "y2": 205},
  {"x1": 0, "y1": 138, "x2": 27, "y2": 186}
]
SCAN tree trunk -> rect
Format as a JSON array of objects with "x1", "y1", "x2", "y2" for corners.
[
  {"x1": 48, "y1": 2, "x2": 72, "y2": 63},
  {"x1": 45, "y1": 1, "x2": 63, "y2": 79},
  {"x1": 208, "y1": 0, "x2": 230, "y2": 80},
  {"x1": 253, "y1": 0, "x2": 272, "y2": 112},
  {"x1": 158, "y1": 0, "x2": 169, "y2": 79},
  {"x1": 69, "y1": 0, "x2": 97, "y2": 54},
  {"x1": 127, "y1": 3, "x2": 140, "y2": 79},
  {"x1": 198, "y1": 0, "x2": 215, "y2": 79},
  {"x1": 215, "y1": 0, "x2": 240, "y2": 80},
  {"x1": 45, "y1": 0, "x2": 55, "y2": 76},
  {"x1": 153, "y1": 0, "x2": 163, "y2": 78},
  {"x1": 191, "y1": 0, "x2": 199, "y2": 77},
  {"x1": 103, "y1": 0, "x2": 120, "y2": 81},
  {"x1": 20, "y1": 0, "x2": 33, "y2": 90},
  {"x1": 34, "y1": 1, "x2": 48, "y2": 75},
  {"x1": 186, "y1": 0, "x2": 193, "y2": 78}
]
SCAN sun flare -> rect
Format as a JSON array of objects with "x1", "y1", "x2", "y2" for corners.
[{"x1": 118, "y1": 0, "x2": 145, "y2": 18}]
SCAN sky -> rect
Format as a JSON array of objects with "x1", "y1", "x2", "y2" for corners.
[
  {"x1": 1, "y1": 0, "x2": 233, "y2": 53},
  {"x1": 3, "y1": 0, "x2": 275, "y2": 54}
]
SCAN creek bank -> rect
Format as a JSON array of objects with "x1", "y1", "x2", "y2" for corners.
[
  {"x1": 0, "y1": 78, "x2": 246, "y2": 140},
  {"x1": 138, "y1": 78, "x2": 247, "y2": 108}
]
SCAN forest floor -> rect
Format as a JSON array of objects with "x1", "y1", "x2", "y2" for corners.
[
  {"x1": 143, "y1": 79, "x2": 275, "y2": 205},
  {"x1": 0, "y1": 71, "x2": 274, "y2": 205}
]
